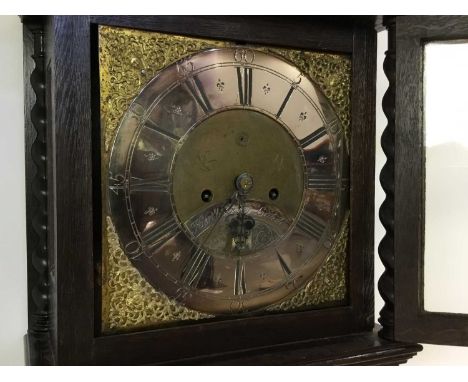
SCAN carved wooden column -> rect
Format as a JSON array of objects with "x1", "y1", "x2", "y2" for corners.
[
  {"x1": 23, "y1": 17, "x2": 52, "y2": 365},
  {"x1": 378, "y1": 16, "x2": 396, "y2": 341}
]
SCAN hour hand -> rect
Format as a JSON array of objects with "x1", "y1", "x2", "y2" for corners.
[
  {"x1": 228, "y1": 215, "x2": 255, "y2": 236},
  {"x1": 228, "y1": 215, "x2": 256, "y2": 251}
]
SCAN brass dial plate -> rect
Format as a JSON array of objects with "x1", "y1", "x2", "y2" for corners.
[
  {"x1": 99, "y1": 26, "x2": 351, "y2": 331},
  {"x1": 108, "y1": 46, "x2": 348, "y2": 315}
]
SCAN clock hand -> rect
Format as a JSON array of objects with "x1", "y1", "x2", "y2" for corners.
[
  {"x1": 235, "y1": 193, "x2": 248, "y2": 250},
  {"x1": 232, "y1": 173, "x2": 255, "y2": 251},
  {"x1": 196, "y1": 190, "x2": 239, "y2": 249}
]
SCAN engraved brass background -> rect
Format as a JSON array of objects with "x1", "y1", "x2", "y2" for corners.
[{"x1": 100, "y1": 26, "x2": 351, "y2": 332}]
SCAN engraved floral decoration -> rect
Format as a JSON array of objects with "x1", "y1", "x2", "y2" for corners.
[
  {"x1": 143, "y1": 152, "x2": 160, "y2": 161},
  {"x1": 317, "y1": 155, "x2": 328, "y2": 164},
  {"x1": 268, "y1": 213, "x2": 349, "y2": 312},
  {"x1": 216, "y1": 78, "x2": 225, "y2": 91},
  {"x1": 164, "y1": 104, "x2": 184, "y2": 116},
  {"x1": 99, "y1": 25, "x2": 226, "y2": 152},
  {"x1": 103, "y1": 217, "x2": 212, "y2": 331},
  {"x1": 265, "y1": 47, "x2": 351, "y2": 150},
  {"x1": 144, "y1": 206, "x2": 158, "y2": 216},
  {"x1": 99, "y1": 26, "x2": 351, "y2": 332}
]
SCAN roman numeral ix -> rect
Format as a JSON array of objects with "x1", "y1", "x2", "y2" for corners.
[
  {"x1": 141, "y1": 217, "x2": 179, "y2": 249},
  {"x1": 129, "y1": 177, "x2": 170, "y2": 193}
]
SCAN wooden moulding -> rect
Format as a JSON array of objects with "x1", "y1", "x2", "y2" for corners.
[
  {"x1": 22, "y1": 16, "x2": 54, "y2": 366},
  {"x1": 377, "y1": 15, "x2": 396, "y2": 341},
  {"x1": 19, "y1": 15, "x2": 420, "y2": 365},
  {"x1": 394, "y1": 15, "x2": 468, "y2": 346}
]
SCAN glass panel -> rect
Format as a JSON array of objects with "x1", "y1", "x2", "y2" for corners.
[{"x1": 424, "y1": 41, "x2": 468, "y2": 313}]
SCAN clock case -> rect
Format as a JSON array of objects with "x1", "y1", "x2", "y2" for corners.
[{"x1": 22, "y1": 15, "x2": 423, "y2": 365}]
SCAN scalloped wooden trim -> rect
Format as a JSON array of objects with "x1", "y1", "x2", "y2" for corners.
[
  {"x1": 378, "y1": 16, "x2": 396, "y2": 341},
  {"x1": 23, "y1": 17, "x2": 53, "y2": 365}
]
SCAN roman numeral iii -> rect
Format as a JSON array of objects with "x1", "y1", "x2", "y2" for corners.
[
  {"x1": 296, "y1": 211, "x2": 326, "y2": 240},
  {"x1": 307, "y1": 175, "x2": 337, "y2": 190}
]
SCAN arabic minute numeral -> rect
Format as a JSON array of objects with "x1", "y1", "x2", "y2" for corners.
[
  {"x1": 234, "y1": 48, "x2": 255, "y2": 63},
  {"x1": 109, "y1": 173, "x2": 125, "y2": 195},
  {"x1": 124, "y1": 241, "x2": 143, "y2": 260}
]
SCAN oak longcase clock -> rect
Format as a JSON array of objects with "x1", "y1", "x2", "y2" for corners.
[{"x1": 25, "y1": 15, "x2": 467, "y2": 365}]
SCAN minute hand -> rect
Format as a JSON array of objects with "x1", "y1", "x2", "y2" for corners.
[{"x1": 195, "y1": 191, "x2": 239, "y2": 248}]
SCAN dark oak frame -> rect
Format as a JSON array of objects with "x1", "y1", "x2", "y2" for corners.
[
  {"x1": 392, "y1": 16, "x2": 468, "y2": 346},
  {"x1": 22, "y1": 15, "x2": 422, "y2": 365}
]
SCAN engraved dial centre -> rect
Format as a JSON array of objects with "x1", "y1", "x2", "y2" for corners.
[{"x1": 171, "y1": 109, "x2": 306, "y2": 256}]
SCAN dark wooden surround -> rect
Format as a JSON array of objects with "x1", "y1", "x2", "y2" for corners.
[{"x1": 21, "y1": 15, "x2": 422, "y2": 365}]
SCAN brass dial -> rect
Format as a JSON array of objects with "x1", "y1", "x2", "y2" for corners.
[{"x1": 108, "y1": 47, "x2": 348, "y2": 314}]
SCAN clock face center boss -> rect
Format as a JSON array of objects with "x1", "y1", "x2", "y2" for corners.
[
  {"x1": 108, "y1": 47, "x2": 347, "y2": 314},
  {"x1": 171, "y1": 109, "x2": 305, "y2": 256}
]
